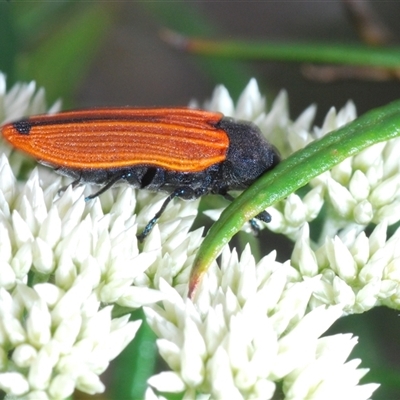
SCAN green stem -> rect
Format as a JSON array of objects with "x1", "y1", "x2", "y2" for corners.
[
  {"x1": 189, "y1": 100, "x2": 400, "y2": 296},
  {"x1": 172, "y1": 33, "x2": 400, "y2": 68}
]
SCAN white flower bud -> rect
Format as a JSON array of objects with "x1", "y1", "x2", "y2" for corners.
[
  {"x1": 370, "y1": 175, "x2": 400, "y2": 207},
  {"x1": 284, "y1": 193, "x2": 306, "y2": 227},
  {"x1": 353, "y1": 200, "x2": 373, "y2": 225},
  {"x1": 327, "y1": 178, "x2": 356, "y2": 218},
  {"x1": 303, "y1": 186, "x2": 324, "y2": 220},
  {"x1": 325, "y1": 237, "x2": 357, "y2": 281},
  {"x1": 292, "y1": 224, "x2": 318, "y2": 276},
  {"x1": 349, "y1": 170, "x2": 370, "y2": 201}
]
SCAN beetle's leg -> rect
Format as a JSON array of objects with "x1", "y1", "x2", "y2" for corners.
[
  {"x1": 57, "y1": 177, "x2": 82, "y2": 197},
  {"x1": 222, "y1": 193, "x2": 271, "y2": 235},
  {"x1": 85, "y1": 174, "x2": 125, "y2": 202},
  {"x1": 137, "y1": 186, "x2": 196, "y2": 242}
]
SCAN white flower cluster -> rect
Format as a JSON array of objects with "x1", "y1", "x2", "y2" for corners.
[
  {"x1": 145, "y1": 246, "x2": 378, "y2": 399},
  {"x1": 0, "y1": 74, "x2": 201, "y2": 399},
  {"x1": 294, "y1": 221, "x2": 400, "y2": 314},
  {"x1": 0, "y1": 159, "x2": 167, "y2": 398}
]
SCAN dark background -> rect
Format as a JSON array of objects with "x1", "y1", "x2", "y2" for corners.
[{"x1": 76, "y1": 2, "x2": 400, "y2": 121}]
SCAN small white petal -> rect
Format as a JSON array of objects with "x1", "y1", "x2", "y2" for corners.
[
  {"x1": 350, "y1": 383, "x2": 381, "y2": 400},
  {"x1": 353, "y1": 142, "x2": 386, "y2": 171},
  {"x1": 48, "y1": 374, "x2": 75, "y2": 399},
  {"x1": 204, "y1": 84, "x2": 235, "y2": 116},
  {"x1": 78, "y1": 256, "x2": 101, "y2": 289},
  {"x1": 0, "y1": 154, "x2": 16, "y2": 205},
  {"x1": 143, "y1": 307, "x2": 182, "y2": 343},
  {"x1": 337, "y1": 100, "x2": 357, "y2": 125},
  {"x1": 106, "y1": 319, "x2": 142, "y2": 361},
  {"x1": 11, "y1": 242, "x2": 32, "y2": 279},
  {"x1": 274, "y1": 307, "x2": 342, "y2": 381},
  {"x1": 269, "y1": 278, "x2": 318, "y2": 336},
  {"x1": 181, "y1": 317, "x2": 206, "y2": 386},
  {"x1": 53, "y1": 313, "x2": 82, "y2": 353},
  {"x1": 2, "y1": 316, "x2": 26, "y2": 345},
  {"x1": 331, "y1": 157, "x2": 353, "y2": 185},
  {"x1": 349, "y1": 231, "x2": 369, "y2": 267},
  {"x1": 25, "y1": 390, "x2": 50, "y2": 400},
  {"x1": 56, "y1": 185, "x2": 85, "y2": 224},
  {"x1": 12, "y1": 210, "x2": 34, "y2": 247},
  {"x1": 368, "y1": 222, "x2": 387, "y2": 256},
  {"x1": 284, "y1": 193, "x2": 306, "y2": 227},
  {"x1": 236, "y1": 245, "x2": 257, "y2": 302},
  {"x1": 51, "y1": 280, "x2": 92, "y2": 325},
  {"x1": 34, "y1": 283, "x2": 64, "y2": 307},
  {"x1": 325, "y1": 237, "x2": 357, "y2": 281},
  {"x1": 38, "y1": 207, "x2": 62, "y2": 248},
  {"x1": 0, "y1": 222, "x2": 12, "y2": 263},
  {"x1": 319, "y1": 107, "x2": 338, "y2": 135},
  {"x1": 24, "y1": 169, "x2": 48, "y2": 224},
  {"x1": 235, "y1": 78, "x2": 265, "y2": 120},
  {"x1": 384, "y1": 258, "x2": 400, "y2": 281},
  {"x1": 293, "y1": 103, "x2": 317, "y2": 132},
  {"x1": 253, "y1": 379, "x2": 276, "y2": 400},
  {"x1": 26, "y1": 300, "x2": 51, "y2": 347},
  {"x1": 0, "y1": 260, "x2": 16, "y2": 289},
  {"x1": 256, "y1": 265, "x2": 288, "y2": 314},
  {"x1": 54, "y1": 252, "x2": 77, "y2": 289},
  {"x1": 148, "y1": 371, "x2": 186, "y2": 393},
  {"x1": 370, "y1": 174, "x2": 400, "y2": 207},
  {"x1": 109, "y1": 186, "x2": 137, "y2": 219},
  {"x1": 201, "y1": 305, "x2": 227, "y2": 354},
  {"x1": 157, "y1": 339, "x2": 183, "y2": 371},
  {"x1": 303, "y1": 186, "x2": 324, "y2": 220},
  {"x1": 353, "y1": 200, "x2": 373, "y2": 225},
  {"x1": 32, "y1": 237, "x2": 54, "y2": 274},
  {"x1": 82, "y1": 306, "x2": 112, "y2": 343},
  {"x1": 355, "y1": 282, "x2": 380, "y2": 312},
  {"x1": 383, "y1": 138, "x2": 400, "y2": 177},
  {"x1": 28, "y1": 345, "x2": 58, "y2": 390},
  {"x1": 359, "y1": 257, "x2": 386, "y2": 285},
  {"x1": 0, "y1": 372, "x2": 29, "y2": 395},
  {"x1": 12, "y1": 343, "x2": 38, "y2": 368},
  {"x1": 327, "y1": 179, "x2": 356, "y2": 218},
  {"x1": 375, "y1": 201, "x2": 400, "y2": 225},
  {"x1": 349, "y1": 170, "x2": 370, "y2": 201},
  {"x1": 292, "y1": 224, "x2": 319, "y2": 276},
  {"x1": 208, "y1": 347, "x2": 242, "y2": 399},
  {"x1": 18, "y1": 197, "x2": 36, "y2": 234},
  {"x1": 379, "y1": 280, "x2": 397, "y2": 300},
  {"x1": 332, "y1": 277, "x2": 356, "y2": 308},
  {"x1": 117, "y1": 286, "x2": 165, "y2": 308},
  {"x1": 75, "y1": 370, "x2": 105, "y2": 395}
]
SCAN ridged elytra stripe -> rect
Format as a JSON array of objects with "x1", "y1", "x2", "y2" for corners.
[{"x1": 2, "y1": 108, "x2": 229, "y2": 172}]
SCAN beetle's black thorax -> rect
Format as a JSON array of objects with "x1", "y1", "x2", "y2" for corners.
[{"x1": 216, "y1": 117, "x2": 280, "y2": 191}]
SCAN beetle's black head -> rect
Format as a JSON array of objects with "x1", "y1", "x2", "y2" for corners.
[{"x1": 216, "y1": 118, "x2": 280, "y2": 191}]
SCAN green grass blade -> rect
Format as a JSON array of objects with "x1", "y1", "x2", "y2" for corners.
[{"x1": 174, "y1": 36, "x2": 400, "y2": 69}]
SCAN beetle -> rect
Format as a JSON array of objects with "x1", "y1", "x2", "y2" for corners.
[{"x1": 1, "y1": 108, "x2": 280, "y2": 240}]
